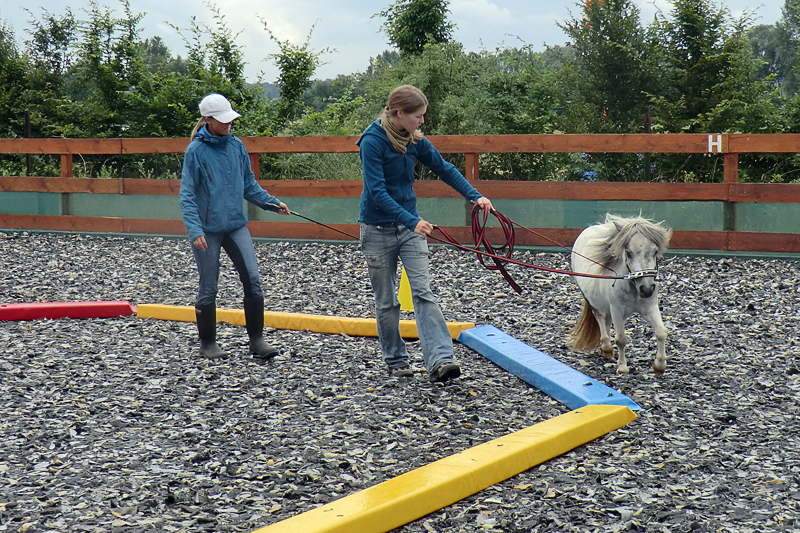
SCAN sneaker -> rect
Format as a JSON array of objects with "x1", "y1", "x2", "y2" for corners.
[
  {"x1": 389, "y1": 366, "x2": 414, "y2": 378},
  {"x1": 430, "y1": 362, "x2": 461, "y2": 383}
]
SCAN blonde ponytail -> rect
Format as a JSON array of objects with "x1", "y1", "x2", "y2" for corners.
[{"x1": 190, "y1": 118, "x2": 207, "y2": 140}]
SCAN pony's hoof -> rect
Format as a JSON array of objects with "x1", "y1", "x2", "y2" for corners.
[
  {"x1": 616, "y1": 366, "x2": 630, "y2": 375},
  {"x1": 653, "y1": 366, "x2": 666, "y2": 376},
  {"x1": 602, "y1": 350, "x2": 614, "y2": 360}
]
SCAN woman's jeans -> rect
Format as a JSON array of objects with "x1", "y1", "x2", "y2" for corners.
[
  {"x1": 360, "y1": 223, "x2": 454, "y2": 372},
  {"x1": 192, "y1": 225, "x2": 262, "y2": 307}
]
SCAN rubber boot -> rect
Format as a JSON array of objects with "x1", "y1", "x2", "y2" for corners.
[
  {"x1": 195, "y1": 304, "x2": 225, "y2": 359},
  {"x1": 244, "y1": 296, "x2": 279, "y2": 360}
]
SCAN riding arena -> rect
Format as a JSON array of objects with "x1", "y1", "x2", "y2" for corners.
[{"x1": 1, "y1": 230, "x2": 798, "y2": 532}]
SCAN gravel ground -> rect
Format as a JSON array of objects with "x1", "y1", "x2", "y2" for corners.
[{"x1": 1, "y1": 232, "x2": 799, "y2": 533}]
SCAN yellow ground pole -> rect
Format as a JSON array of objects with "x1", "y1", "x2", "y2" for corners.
[
  {"x1": 251, "y1": 405, "x2": 636, "y2": 533},
  {"x1": 135, "y1": 304, "x2": 474, "y2": 340},
  {"x1": 398, "y1": 267, "x2": 414, "y2": 312}
]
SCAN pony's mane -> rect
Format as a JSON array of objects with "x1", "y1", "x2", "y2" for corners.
[{"x1": 583, "y1": 214, "x2": 672, "y2": 266}]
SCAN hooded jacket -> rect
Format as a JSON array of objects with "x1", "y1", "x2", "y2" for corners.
[
  {"x1": 357, "y1": 120, "x2": 482, "y2": 230},
  {"x1": 180, "y1": 126, "x2": 280, "y2": 242}
]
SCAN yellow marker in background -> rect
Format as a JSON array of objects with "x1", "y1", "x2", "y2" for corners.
[{"x1": 398, "y1": 267, "x2": 414, "y2": 312}]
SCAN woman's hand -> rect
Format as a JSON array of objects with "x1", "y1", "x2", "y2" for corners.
[
  {"x1": 276, "y1": 202, "x2": 290, "y2": 215},
  {"x1": 414, "y1": 219, "x2": 434, "y2": 237},
  {"x1": 475, "y1": 196, "x2": 494, "y2": 212},
  {"x1": 193, "y1": 235, "x2": 208, "y2": 251}
]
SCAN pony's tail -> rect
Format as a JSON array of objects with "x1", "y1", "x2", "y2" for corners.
[{"x1": 569, "y1": 301, "x2": 601, "y2": 351}]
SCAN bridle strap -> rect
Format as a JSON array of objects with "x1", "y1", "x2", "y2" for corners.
[{"x1": 624, "y1": 269, "x2": 658, "y2": 280}]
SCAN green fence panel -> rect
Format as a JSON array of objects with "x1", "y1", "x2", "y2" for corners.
[
  {"x1": 735, "y1": 203, "x2": 800, "y2": 233},
  {"x1": 70, "y1": 194, "x2": 181, "y2": 219},
  {"x1": 249, "y1": 197, "x2": 361, "y2": 224},
  {"x1": 0, "y1": 191, "x2": 61, "y2": 216}
]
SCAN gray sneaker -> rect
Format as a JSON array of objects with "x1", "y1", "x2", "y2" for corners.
[
  {"x1": 389, "y1": 366, "x2": 414, "y2": 378},
  {"x1": 430, "y1": 362, "x2": 461, "y2": 383}
]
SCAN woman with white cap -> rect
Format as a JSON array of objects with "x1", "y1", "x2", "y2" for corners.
[{"x1": 180, "y1": 93, "x2": 290, "y2": 360}]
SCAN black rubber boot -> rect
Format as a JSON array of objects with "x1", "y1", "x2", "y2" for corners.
[
  {"x1": 195, "y1": 304, "x2": 225, "y2": 359},
  {"x1": 244, "y1": 296, "x2": 279, "y2": 360}
]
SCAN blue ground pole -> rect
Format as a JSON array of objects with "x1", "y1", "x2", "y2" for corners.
[{"x1": 458, "y1": 325, "x2": 641, "y2": 411}]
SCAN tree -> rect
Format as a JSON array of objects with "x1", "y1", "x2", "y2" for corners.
[
  {"x1": 261, "y1": 22, "x2": 325, "y2": 129},
  {"x1": 302, "y1": 75, "x2": 364, "y2": 112},
  {"x1": 377, "y1": 0, "x2": 455, "y2": 56},
  {"x1": 559, "y1": 0, "x2": 656, "y2": 132},
  {"x1": 479, "y1": 46, "x2": 583, "y2": 180},
  {"x1": 0, "y1": 21, "x2": 27, "y2": 140},
  {"x1": 60, "y1": 0, "x2": 147, "y2": 138},
  {"x1": 366, "y1": 49, "x2": 400, "y2": 75},
  {"x1": 362, "y1": 41, "x2": 473, "y2": 135},
  {"x1": 650, "y1": 0, "x2": 777, "y2": 134},
  {"x1": 16, "y1": 7, "x2": 78, "y2": 139},
  {"x1": 645, "y1": 0, "x2": 780, "y2": 182},
  {"x1": 24, "y1": 7, "x2": 77, "y2": 77},
  {"x1": 771, "y1": 0, "x2": 800, "y2": 95},
  {"x1": 167, "y1": 3, "x2": 271, "y2": 136},
  {"x1": 748, "y1": 24, "x2": 788, "y2": 92},
  {"x1": 557, "y1": 0, "x2": 660, "y2": 181},
  {"x1": 142, "y1": 36, "x2": 187, "y2": 75}
]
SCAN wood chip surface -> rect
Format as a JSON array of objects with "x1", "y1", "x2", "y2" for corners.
[{"x1": 1, "y1": 233, "x2": 798, "y2": 532}]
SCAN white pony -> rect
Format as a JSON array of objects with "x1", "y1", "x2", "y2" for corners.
[{"x1": 569, "y1": 214, "x2": 672, "y2": 375}]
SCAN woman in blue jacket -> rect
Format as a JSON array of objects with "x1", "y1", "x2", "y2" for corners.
[
  {"x1": 180, "y1": 93, "x2": 290, "y2": 360},
  {"x1": 358, "y1": 85, "x2": 494, "y2": 383}
]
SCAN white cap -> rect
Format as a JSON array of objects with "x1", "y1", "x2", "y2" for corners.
[{"x1": 199, "y1": 93, "x2": 241, "y2": 123}]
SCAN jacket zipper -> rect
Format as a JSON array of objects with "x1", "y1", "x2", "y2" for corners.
[
  {"x1": 202, "y1": 163, "x2": 212, "y2": 218},
  {"x1": 202, "y1": 163, "x2": 213, "y2": 182}
]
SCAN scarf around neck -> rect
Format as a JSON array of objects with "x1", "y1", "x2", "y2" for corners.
[{"x1": 380, "y1": 114, "x2": 419, "y2": 154}]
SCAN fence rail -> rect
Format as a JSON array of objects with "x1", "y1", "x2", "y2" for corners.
[{"x1": 2, "y1": 133, "x2": 799, "y2": 181}]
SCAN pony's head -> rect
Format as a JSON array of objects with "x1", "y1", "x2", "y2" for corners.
[{"x1": 604, "y1": 214, "x2": 672, "y2": 299}]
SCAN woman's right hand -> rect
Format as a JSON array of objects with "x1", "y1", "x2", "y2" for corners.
[
  {"x1": 193, "y1": 235, "x2": 208, "y2": 251},
  {"x1": 414, "y1": 219, "x2": 434, "y2": 237}
]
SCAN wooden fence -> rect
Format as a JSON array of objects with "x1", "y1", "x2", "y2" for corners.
[{"x1": 1, "y1": 133, "x2": 800, "y2": 253}]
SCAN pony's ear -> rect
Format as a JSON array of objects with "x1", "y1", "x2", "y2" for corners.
[{"x1": 614, "y1": 221, "x2": 623, "y2": 232}]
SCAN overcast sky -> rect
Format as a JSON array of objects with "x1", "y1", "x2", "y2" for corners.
[{"x1": 1, "y1": 1, "x2": 782, "y2": 82}]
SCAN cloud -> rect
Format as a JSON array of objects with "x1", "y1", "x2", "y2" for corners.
[
  {"x1": 449, "y1": 1, "x2": 568, "y2": 52},
  {"x1": 451, "y1": 0, "x2": 514, "y2": 26}
]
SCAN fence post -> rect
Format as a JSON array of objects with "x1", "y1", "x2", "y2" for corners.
[
  {"x1": 465, "y1": 153, "x2": 479, "y2": 180},
  {"x1": 24, "y1": 111, "x2": 32, "y2": 176},
  {"x1": 250, "y1": 153, "x2": 260, "y2": 180},
  {"x1": 60, "y1": 154, "x2": 73, "y2": 178},
  {"x1": 723, "y1": 153, "x2": 739, "y2": 183}
]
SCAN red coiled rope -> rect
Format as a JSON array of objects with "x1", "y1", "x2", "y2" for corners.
[{"x1": 469, "y1": 206, "x2": 522, "y2": 293}]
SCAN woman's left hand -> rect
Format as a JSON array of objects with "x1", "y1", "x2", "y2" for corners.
[{"x1": 476, "y1": 196, "x2": 494, "y2": 212}]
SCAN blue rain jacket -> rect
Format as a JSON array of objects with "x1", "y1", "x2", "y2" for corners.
[
  {"x1": 357, "y1": 120, "x2": 482, "y2": 231},
  {"x1": 180, "y1": 126, "x2": 280, "y2": 242}
]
